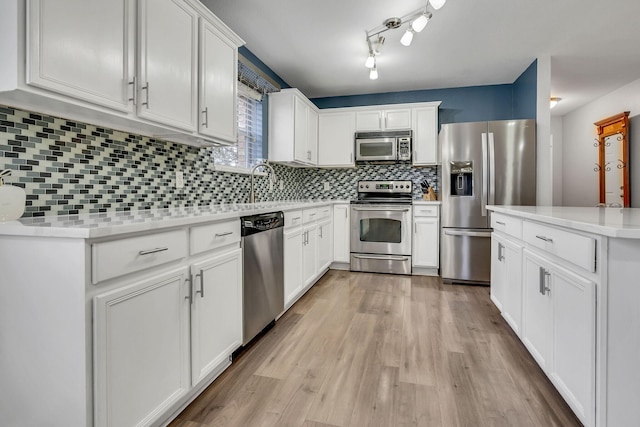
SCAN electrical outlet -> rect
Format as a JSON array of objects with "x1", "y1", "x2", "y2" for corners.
[
  {"x1": 279, "y1": 180, "x2": 284, "y2": 191},
  {"x1": 175, "y1": 171, "x2": 184, "y2": 189},
  {"x1": 323, "y1": 181, "x2": 330, "y2": 191}
]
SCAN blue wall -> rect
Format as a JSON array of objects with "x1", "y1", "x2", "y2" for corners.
[
  {"x1": 512, "y1": 60, "x2": 537, "y2": 119},
  {"x1": 312, "y1": 84, "x2": 515, "y2": 124}
]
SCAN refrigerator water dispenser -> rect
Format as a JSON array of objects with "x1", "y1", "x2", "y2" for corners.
[{"x1": 450, "y1": 161, "x2": 473, "y2": 196}]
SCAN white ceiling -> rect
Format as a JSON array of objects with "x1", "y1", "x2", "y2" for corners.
[{"x1": 203, "y1": 0, "x2": 640, "y2": 116}]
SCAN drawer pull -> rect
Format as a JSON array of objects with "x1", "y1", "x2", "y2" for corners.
[
  {"x1": 214, "y1": 231, "x2": 233, "y2": 238},
  {"x1": 535, "y1": 235, "x2": 554, "y2": 243},
  {"x1": 293, "y1": 216, "x2": 301, "y2": 221},
  {"x1": 496, "y1": 221, "x2": 506, "y2": 226},
  {"x1": 138, "y1": 247, "x2": 169, "y2": 256}
]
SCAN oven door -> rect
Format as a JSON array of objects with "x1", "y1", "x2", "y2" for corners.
[
  {"x1": 355, "y1": 137, "x2": 397, "y2": 161},
  {"x1": 350, "y1": 204, "x2": 412, "y2": 255}
]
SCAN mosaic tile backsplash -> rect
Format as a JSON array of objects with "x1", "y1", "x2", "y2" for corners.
[{"x1": 0, "y1": 106, "x2": 438, "y2": 218}]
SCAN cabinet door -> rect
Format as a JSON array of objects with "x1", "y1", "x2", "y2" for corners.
[
  {"x1": 490, "y1": 234, "x2": 507, "y2": 312},
  {"x1": 384, "y1": 109, "x2": 412, "y2": 130},
  {"x1": 413, "y1": 217, "x2": 439, "y2": 268},
  {"x1": 521, "y1": 250, "x2": 552, "y2": 370},
  {"x1": 27, "y1": 0, "x2": 135, "y2": 112},
  {"x1": 317, "y1": 219, "x2": 333, "y2": 272},
  {"x1": 293, "y1": 96, "x2": 309, "y2": 163},
  {"x1": 94, "y1": 267, "x2": 190, "y2": 427},
  {"x1": 284, "y1": 227, "x2": 304, "y2": 306},
  {"x1": 332, "y1": 204, "x2": 350, "y2": 263},
  {"x1": 303, "y1": 224, "x2": 318, "y2": 287},
  {"x1": 502, "y1": 240, "x2": 523, "y2": 335},
  {"x1": 549, "y1": 265, "x2": 596, "y2": 427},
  {"x1": 412, "y1": 106, "x2": 439, "y2": 165},
  {"x1": 190, "y1": 248, "x2": 242, "y2": 385},
  {"x1": 318, "y1": 112, "x2": 356, "y2": 167},
  {"x1": 307, "y1": 107, "x2": 319, "y2": 164},
  {"x1": 138, "y1": 0, "x2": 198, "y2": 131},
  {"x1": 199, "y1": 18, "x2": 237, "y2": 143},
  {"x1": 356, "y1": 110, "x2": 382, "y2": 131}
]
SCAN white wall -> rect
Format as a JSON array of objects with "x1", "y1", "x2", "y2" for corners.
[
  {"x1": 561, "y1": 78, "x2": 640, "y2": 206},
  {"x1": 536, "y1": 56, "x2": 553, "y2": 206},
  {"x1": 551, "y1": 116, "x2": 563, "y2": 205}
]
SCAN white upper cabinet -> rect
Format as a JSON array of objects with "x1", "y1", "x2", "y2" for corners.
[
  {"x1": 412, "y1": 105, "x2": 440, "y2": 165},
  {"x1": 269, "y1": 88, "x2": 319, "y2": 166},
  {"x1": 27, "y1": 0, "x2": 135, "y2": 112},
  {"x1": 318, "y1": 111, "x2": 356, "y2": 167},
  {"x1": 355, "y1": 108, "x2": 411, "y2": 131},
  {"x1": 198, "y1": 17, "x2": 238, "y2": 144},
  {"x1": 137, "y1": 0, "x2": 199, "y2": 131}
]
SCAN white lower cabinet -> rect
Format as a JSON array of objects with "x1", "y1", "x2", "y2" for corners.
[
  {"x1": 317, "y1": 219, "x2": 332, "y2": 271},
  {"x1": 189, "y1": 248, "x2": 242, "y2": 385},
  {"x1": 522, "y1": 249, "x2": 596, "y2": 427},
  {"x1": 412, "y1": 203, "x2": 440, "y2": 275},
  {"x1": 302, "y1": 222, "x2": 318, "y2": 287},
  {"x1": 490, "y1": 233, "x2": 523, "y2": 335},
  {"x1": 284, "y1": 225, "x2": 304, "y2": 306},
  {"x1": 94, "y1": 267, "x2": 191, "y2": 427},
  {"x1": 332, "y1": 204, "x2": 350, "y2": 264}
]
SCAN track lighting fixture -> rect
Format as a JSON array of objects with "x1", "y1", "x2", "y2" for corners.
[{"x1": 364, "y1": 0, "x2": 446, "y2": 79}]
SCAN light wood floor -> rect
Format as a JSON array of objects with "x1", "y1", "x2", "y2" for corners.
[{"x1": 170, "y1": 271, "x2": 582, "y2": 427}]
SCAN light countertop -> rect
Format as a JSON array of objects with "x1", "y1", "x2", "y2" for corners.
[
  {"x1": 0, "y1": 200, "x2": 350, "y2": 239},
  {"x1": 488, "y1": 205, "x2": 640, "y2": 238}
]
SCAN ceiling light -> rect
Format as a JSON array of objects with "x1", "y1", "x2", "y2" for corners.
[
  {"x1": 429, "y1": 0, "x2": 447, "y2": 10},
  {"x1": 411, "y1": 11, "x2": 431, "y2": 32},
  {"x1": 365, "y1": 54, "x2": 375, "y2": 69},
  {"x1": 550, "y1": 97, "x2": 562, "y2": 109},
  {"x1": 369, "y1": 64, "x2": 378, "y2": 80},
  {"x1": 400, "y1": 29, "x2": 414, "y2": 46},
  {"x1": 372, "y1": 35, "x2": 385, "y2": 55}
]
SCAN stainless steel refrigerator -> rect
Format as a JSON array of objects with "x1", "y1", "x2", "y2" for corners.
[{"x1": 440, "y1": 119, "x2": 536, "y2": 284}]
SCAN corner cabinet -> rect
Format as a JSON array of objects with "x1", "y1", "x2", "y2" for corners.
[
  {"x1": 269, "y1": 89, "x2": 319, "y2": 167},
  {"x1": 3, "y1": 0, "x2": 243, "y2": 147}
]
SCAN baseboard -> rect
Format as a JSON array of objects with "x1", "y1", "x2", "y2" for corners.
[{"x1": 411, "y1": 267, "x2": 439, "y2": 276}]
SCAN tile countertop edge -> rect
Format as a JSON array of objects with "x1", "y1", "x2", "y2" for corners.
[
  {"x1": 487, "y1": 205, "x2": 640, "y2": 239},
  {"x1": 0, "y1": 200, "x2": 351, "y2": 240}
]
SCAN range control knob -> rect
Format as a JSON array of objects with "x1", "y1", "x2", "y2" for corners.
[{"x1": 366, "y1": 185, "x2": 369, "y2": 189}]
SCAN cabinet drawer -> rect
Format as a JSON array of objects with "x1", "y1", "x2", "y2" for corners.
[
  {"x1": 302, "y1": 208, "x2": 318, "y2": 223},
  {"x1": 190, "y1": 219, "x2": 240, "y2": 255},
  {"x1": 92, "y1": 230, "x2": 188, "y2": 284},
  {"x1": 285, "y1": 210, "x2": 303, "y2": 228},
  {"x1": 492, "y1": 213, "x2": 523, "y2": 239},
  {"x1": 316, "y1": 205, "x2": 332, "y2": 220},
  {"x1": 413, "y1": 205, "x2": 438, "y2": 217},
  {"x1": 522, "y1": 221, "x2": 596, "y2": 272}
]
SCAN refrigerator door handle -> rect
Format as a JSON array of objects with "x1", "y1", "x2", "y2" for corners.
[
  {"x1": 443, "y1": 229, "x2": 493, "y2": 238},
  {"x1": 488, "y1": 132, "x2": 496, "y2": 207},
  {"x1": 481, "y1": 133, "x2": 488, "y2": 217}
]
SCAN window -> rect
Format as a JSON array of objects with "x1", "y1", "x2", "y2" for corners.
[{"x1": 211, "y1": 84, "x2": 263, "y2": 170}]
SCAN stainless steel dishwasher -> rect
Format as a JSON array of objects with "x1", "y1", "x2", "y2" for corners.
[{"x1": 240, "y1": 211, "x2": 284, "y2": 345}]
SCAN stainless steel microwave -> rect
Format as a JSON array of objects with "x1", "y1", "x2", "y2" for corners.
[{"x1": 354, "y1": 130, "x2": 412, "y2": 162}]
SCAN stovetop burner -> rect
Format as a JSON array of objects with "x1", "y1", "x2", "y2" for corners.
[{"x1": 352, "y1": 180, "x2": 413, "y2": 205}]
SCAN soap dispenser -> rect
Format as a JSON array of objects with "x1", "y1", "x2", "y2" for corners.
[{"x1": 0, "y1": 170, "x2": 26, "y2": 222}]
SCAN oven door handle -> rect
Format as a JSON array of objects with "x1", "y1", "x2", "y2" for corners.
[
  {"x1": 352, "y1": 207, "x2": 410, "y2": 212},
  {"x1": 352, "y1": 254, "x2": 410, "y2": 261},
  {"x1": 443, "y1": 229, "x2": 492, "y2": 238}
]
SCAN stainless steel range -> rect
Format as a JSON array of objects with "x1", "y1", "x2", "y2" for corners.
[{"x1": 350, "y1": 180, "x2": 413, "y2": 275}]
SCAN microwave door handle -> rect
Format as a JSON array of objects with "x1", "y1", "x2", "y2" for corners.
[{"x1": 481, "y1": 132, "x2": 488, "y2": 217}]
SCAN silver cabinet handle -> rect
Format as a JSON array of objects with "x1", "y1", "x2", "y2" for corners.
[
  {"x1": 350, "y1": 152, "x2": 353, "y2": 163},
  {"x1": 138, "y1": 247, "x2": 168, "y2": 256},
  {"x1": 444, "y1": 229, "x2": 492, "y2": 238},
  {"x1": 141, "y1": 81, "x2": 149, "y2": 108},
  {"x1": 496, "y1": 221, "x2": 506, "y2": 226},
  {"x1": 215, "y1": 231, "x2": 233, "y2": 238},
  {"x1": 539, "y1": 267, "x2": 545, "y2": 295},
  {"x1": 344, "y1": 208, "x2": 347, "y2": 218},
  {"x1": 128, "y1": 76, "x2": 136, "y2": 105},
  {"x1": 185, "y1": 275, "x2": 193, "y2": 304},
  {"x1": 292, "y1": 216, "x2": 301, "y2": 221},
  {"x1": 497, "y1": 242, "x2": 504, "y2": 261},
  {"x1": 535, "y1": 235, "x2": 554, "y2": 243},
  {"x1": 202, "y1": 107, "x2": 209, "y2": 128},
  {"x1": 195, "y1": 271, "x2": 204, "y2": 298},
  {"x1": 319, "y1": 226, "x2": 323, "y2": 238},
  {"x1": 543, "y1": 270, "x2": 551, "y2": 295}
]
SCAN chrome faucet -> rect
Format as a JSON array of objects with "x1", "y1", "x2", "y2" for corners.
[{"x1": 249, "y1": 162, "x2": 277, "y2": 203}]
